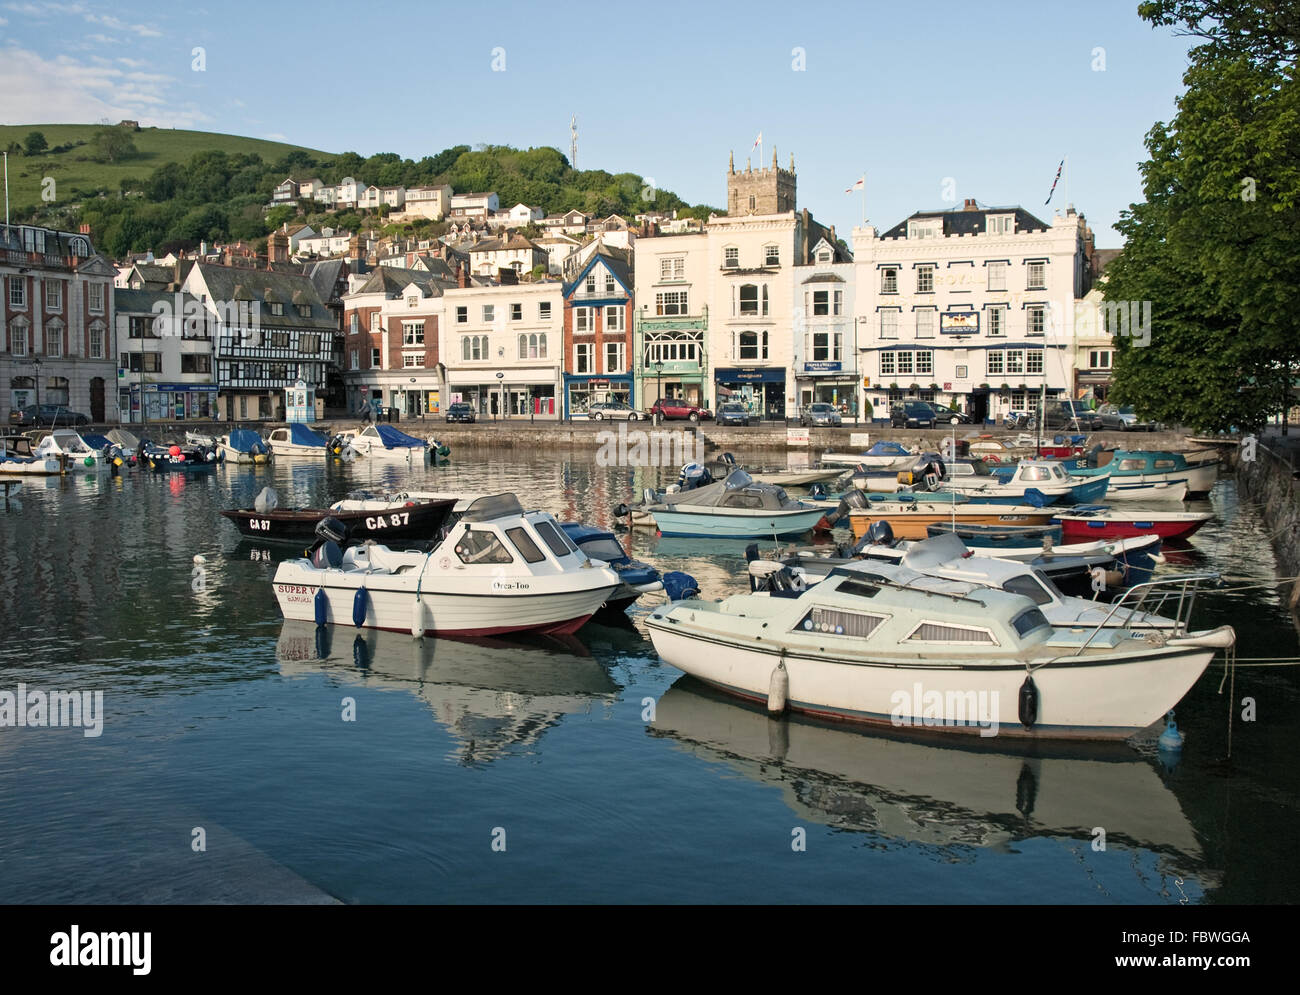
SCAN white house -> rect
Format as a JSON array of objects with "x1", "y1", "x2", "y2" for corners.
[
  {"x1": 113, "y1": 288, "x2": 216, "y2": 423},
  {"x1": 468, "y1": 234, "x2": 548, "y2": 278},
  {"x1": 295, "y1": 227, "x2": 353, "y2": 258},
  {"x1": 441, "y1": 279, "x2": 565, "y2": 418},
  {"x1": 450, "y1": 191, "x2": 499, "y2": 220},
  {"x1": 335, "y1": 177, "x2": 362, "y2": 208},
  {"x1": 852, "y1": 199, "x2": 1094, "y2": 425},
  {"x1": 793, "y1": 236, "x2": 858, "y2": 413},
  {"x1": 399, "y1": 185, "x2": 452, "y2": 221}
]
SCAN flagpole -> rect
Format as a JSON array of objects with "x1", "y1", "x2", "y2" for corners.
[{"x1": 861, "y1": 172, "x2": 867, "y2": 226}]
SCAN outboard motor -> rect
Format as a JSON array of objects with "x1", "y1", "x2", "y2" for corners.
[
  {"x1": 808, "y1": 482, "x2": 829, "y2": 501},
  {"x1": 662, "y1": 571, "x2": 701, "y2": 601},
  {"x1": 867, "y1": 520, "x2": 895, "y2": 546},
  {"x1": 307, "y1": 516, "x2": 348, "y2": 568},
  {"x1": 678, "y1": 462, "x2": 713, "y2": 491},
  {"x1": 821, "y1": 487, "x2": 870, "y2": 529}
]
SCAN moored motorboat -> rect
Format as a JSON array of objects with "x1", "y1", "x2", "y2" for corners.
[
  {"x1": 1052, "y1": 506, "x2": 1214, "y2": 541},
  {"x1": 33, "y1": 428, "x2": 110, "y2": 470},
  {"x1": 222, "y1": 492, "x2": 457, "y2": 544},
  {"x1": 620, "y1": 467, "x2": 827, "y2": 539},
  {"x1": 267, "y1": 424, "x2": 330, "y2": 458},
  {"x1": 0, "y1": 433, "x2": 64, "y2": 475},
  {"x1": 645, "y1": 561, "x2": 1234, "y2": 741},
  {"x1": 821, "y1": 440, "x2": 915, "y2": 469},
  {"x1": 832, "y1": 491, "x2": 1057, "y2": 540},
  {"x1": 559, "y1": 522, "x2": 670, "y2": 615},
  {"x1": 1071, "y1": 449, "x2": 1214, "y2": 498},
  {"x1": 217, "y1": 429, "x2": 272, "y2": 464},
  {"x1": 938, "y1": 458, "x2": 1077, "y2": 505},
  {"x1": 273, "y1": 493, "x2": 622, "y2": 637},
  {"x1": 330, "y1": 424, "x2": 426, "y2": 461},
  {"x1": 138, "y1": 439, "x2": 221, "y2": 471}
]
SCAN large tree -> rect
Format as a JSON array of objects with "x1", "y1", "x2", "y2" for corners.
[{"x1": 1105, "y1": 4, "x2": 1300, "y2": 431}]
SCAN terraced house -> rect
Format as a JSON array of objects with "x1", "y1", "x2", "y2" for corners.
[
  {"x1": 1, "y1": 223, "x2": 116, "y2": 422},
  {"x1": 181, "y1": 262, "x2": 338, "y2": 421},
  {"x1": 340, "y1": 266, "x2": 454, "y2": 418},
  {"x1": 562, "y1": 247, "x2": 633, "y2": 417}
]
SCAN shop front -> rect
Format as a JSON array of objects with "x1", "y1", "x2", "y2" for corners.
[
  {"x1": 448, "y1": 367, "x2": 561, "y2": 419},
  {"x1": 795, "y1": 362, "x2": 859, "y2": 415},
  {"x1": 563, "y1": 373, "x2": 634, "y2": 418},
  {"x1": 714, "y1": 367, "x2": 787, "y2": 421},
  {"x1": 120, "y1": 383, "x2": 218, "y2": 424}
]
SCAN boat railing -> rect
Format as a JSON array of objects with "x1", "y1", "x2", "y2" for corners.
[{"x1": 1066, "y1": 571, "x2": 1221, "y2": 654}]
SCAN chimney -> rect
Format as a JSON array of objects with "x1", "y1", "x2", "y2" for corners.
[
  {"x1": 457, "y1": 262, "x2": 468, "y2": 289},
  {"x1": 963, "y1": 198, "x2": 978, "y2": 211}
]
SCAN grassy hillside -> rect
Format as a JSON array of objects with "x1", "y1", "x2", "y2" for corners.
[{"x1": 0, "y1": 124, "x2": 335, "y2": 211}]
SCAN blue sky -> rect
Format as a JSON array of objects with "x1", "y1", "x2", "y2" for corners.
[{"x1": 1, "y1": 0, "x2": 1195, "y2": 245}]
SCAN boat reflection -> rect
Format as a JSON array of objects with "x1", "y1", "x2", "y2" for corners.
[
  {"x1": 651, "y1": 677, "x2": 1213, "y2": 885},
  {"x1": 276, "y1": 620, "x2": 621, "y2": 764}
]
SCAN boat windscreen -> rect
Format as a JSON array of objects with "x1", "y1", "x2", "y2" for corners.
[
  {"x1": 723, "y1": 468, "x2": 754, "y2": 489},
  {"x1": 1001, "y1": 574, "x2": 1053, "y2": 606},
  {"x1": 459, "y1": 492, "x2": 525, "y2": 522}
]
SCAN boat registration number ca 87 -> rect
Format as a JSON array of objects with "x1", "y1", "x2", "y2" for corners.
[{"x1": 365, "y1": 512, "x2": 410, "y2": 529}]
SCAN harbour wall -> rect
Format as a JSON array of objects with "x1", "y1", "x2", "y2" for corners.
[{"x1": 1234, "y1": 441, "x2": 1300, "y2": 603}]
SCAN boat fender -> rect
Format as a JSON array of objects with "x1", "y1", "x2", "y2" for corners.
[
  {"x1": 613, "y1": 503, "x2": 629, "y2": 518},
  {"x1": 1105, "y1": 568, "x2": 1124, "y2": 589},
  {"x1": 314, "y1": 624, "x2": 331, "y2": 660},
  {"x1": 1157, "y1": 710, "x2": 1184, "y2": 751},
  {"x1": 411, "y1": 598, "x2": 425, "y2": 639},
  {"x1": 314, "y1": 587, "x2": 329, "y2": 626},
  {"x1": 405, "y1": 501, "x2": 416, "y2": 507},
  {"x1": 84, "y1": 456, "x2": 95, "y2": 467},
  {"x1": 767, "y1": 661, "x2": 789, "y2": 716},
  {"x1": 353, "y1": 587, "x2": 369, "y2": 627},
  {"x1": 1018, "y1": 673, "x2": 1038, "y2": 729}
]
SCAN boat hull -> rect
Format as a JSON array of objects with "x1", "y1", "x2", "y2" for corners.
[
  {"x1": 646, "y1": 622, "x2": 1216, "y2": 741},
  {"x1": 1053, "y1": 513, "x2": 1212, "y2": 541},
  {"x1": 221, "y1": 499, "x2": 456, "y2": 544},
  {"x1": 849, "y1": 507, "x2": 1056, "y2": 541},
  {"x1": 652, "y1": 506, "x2": 827, "y2": 539}
]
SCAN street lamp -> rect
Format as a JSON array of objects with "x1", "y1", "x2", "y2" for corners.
[{"x1": 654, "y1": 360, "x2": 664, "y2": 425}]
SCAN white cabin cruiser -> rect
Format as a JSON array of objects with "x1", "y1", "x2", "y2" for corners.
[
  {"x1": 267, "y1": 424, "x2": 330, "y2": 457},
  {"x1": 274, "y1": 493, "x2": 621, "y2": 638},
  {"x1": 646, "y1": 560, "x2": 1233, "y2": 741},
  {"x1": 0, "y1": 434, "x2": 63, "y2": 475},
  {"x1": 331, "y1": 424, "x2": 426, "y2": 461},
  {"x1": 33, "y1": 429, "x2": 110, "y2": 470}
]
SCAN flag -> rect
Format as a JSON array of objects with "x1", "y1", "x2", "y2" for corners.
[
  {"x1": 1044, "y1": 158, "x2": 1064, "y2": 204},
  {"x1": 845, "y1": 176, "x2": 864, "y2": 194},
  {"x1": 752, "y1": 131, "x2": 762, "y2": 152}
]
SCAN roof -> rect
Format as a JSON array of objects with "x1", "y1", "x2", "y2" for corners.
[
  {"x1": 351, "y1": 265, "x2": 451, "y2": 298},
  {"x1": 113, "y1": 288, "x2": 199, "y2": 314},
  {"x1": 880, "y1": 204, "x2": 1050, "y2": 239},
  {"x1": 564, "y1": 245, "x2": 633, "y2": 297},
  {"x1": 191, "y1": 262, "x2": 335, "y2": 329}
]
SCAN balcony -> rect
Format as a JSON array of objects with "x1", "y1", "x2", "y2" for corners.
[{"x1": 2, "y1": 249, "x2": 74, "y2": 270}]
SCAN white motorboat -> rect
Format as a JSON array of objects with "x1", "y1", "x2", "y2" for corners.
[
  {"x1": 821, "y1": 440, "x2": 916, "y2": 469},
  {"x1": 1093, "y1": 478, "x2": 1188, "y2": 502},
  {"x1": 1, "y1": 433, "x2": 65, "y2": 475},
  {"x1": 645, "y1": 562, "x2": 1233, "y2": 741},
  {"x1": 33, "y1": 429, "x2": 110, "y2": 470},
  {"x1": 267, "y1": 424, "x2": 330, "y2": 457},
  {"x1": 331, "y1": 424, "x2": 427, "y2": 461},
  {"x1": 274, "y1": 493, "x2": 621, "y2": 637},
  {"x1": 622, "y1": 467, "x2": 827, "y2": 539}
]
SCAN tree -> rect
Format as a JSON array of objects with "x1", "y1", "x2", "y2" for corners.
[
  {"x1": 23, "y1": 131, "x2": 48, "y2": 155},
  {"x1": 1137, "y1": 1, "x2": 1298, "y2": 70},
  {"x1": 1104, "y1": 6, "x2": 1300, "y2": 431},
  {"x1": 90, "y1": 126, "x2": 137, "y2": 163}
]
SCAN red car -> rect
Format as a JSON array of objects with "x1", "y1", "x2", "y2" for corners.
[{"x1": 650, "y1": 398, "x2": 713, "y2": 422}]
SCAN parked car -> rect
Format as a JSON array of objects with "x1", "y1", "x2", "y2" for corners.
[
  {"x1": 928, "y1": 404, "x2": 972, "y2": 425},
  {"x1": 1097, "y1": 404, "x2": 1155, "y2": 432},
  {"x1": 650, "y1": 398, "x2": 712, "y2": 422},
  {"x1": 1043, "y1": 400, "x2": 1102, "y2": 431},
  {"x1": 716, "y1": 402, "x2": 751, "y2": 427},
  {"x1": 8, "y1": 404, "x2": 90, "y2": 427},
  {"x1": 587, "y1": 401, "x2": 641, "y2": 421},
  {"x1": 444, "y1": 402, "x2": 476, "y2": 423},
  {"x1": 889, "y1": 401, "x2": 937, "y2": 429},
  {"x1": 800, "y1": 402, "x2": 842, "y2": 427}
]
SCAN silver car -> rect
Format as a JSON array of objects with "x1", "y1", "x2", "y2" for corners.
[
  {"x1": 1097, "y1": 404, "x2": 1153, "y2": 431},
  {"x1": 800, "y1": 402, "x2": 843, "y2": 427}
]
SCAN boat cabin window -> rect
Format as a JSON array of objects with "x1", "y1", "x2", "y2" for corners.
[
  {"x1": 533, "y1": 519, "x2": 579, "y2": 558},
  {"x1": 454, "y1": 529, "x2": 515, "y2": 565},
  {"x1": 1050, "y1": 465, "x2": 1067, "y2": 479},
  {"x1": 907, "y1": 621, "x2": 995, "y2": 644},
  {"x1": 1020, "y1": 466, "x2": 1051, "y2": 481},
  {"x1": 721, "y1": 492, "x2": 765, "y2": 510},
  {"x1": 1012, "y1": 608, "x2": 1050, "y2": 636},
  {"x1": 505, "y1": 526, "x2": 546, "y2": 564},
  {"x1": 835, "y1": 577, "x2": 883, "y2": 598},
  {"x1": 796, "y1": 606, "x2": 885, "y2": 638},
  {"x1": 1154, "y1": 459, "x2": 1176, "y2": 469},
  {"x1": 1001, "y1": 574, "x2": 1053, "y2": 606},
  {"x1": 1118, "y1": 459, "x2": 1146, "y2": 471}
]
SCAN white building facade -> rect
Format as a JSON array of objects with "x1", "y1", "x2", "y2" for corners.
[{"x1": 852, "y1": 201, "x2": 1093, "y2": 425}]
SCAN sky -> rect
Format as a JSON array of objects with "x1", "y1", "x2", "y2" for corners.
[{"x1": 0, "y1": 0, "x2": 1197, "y2": 246}]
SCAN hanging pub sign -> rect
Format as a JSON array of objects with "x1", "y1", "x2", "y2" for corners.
[{"x1": 940, "y1": 311, "x2": 979, "y2": 334}]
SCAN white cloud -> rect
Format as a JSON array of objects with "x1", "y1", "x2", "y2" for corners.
[
  {"x1": 2, "y1": 4, "x2": 162, "y2": 37},
  {"x1": 0, "y1": 45, "x2": 208, "y2": 128}
]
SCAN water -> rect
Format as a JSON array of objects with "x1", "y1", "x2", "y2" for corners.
[{"x1": 1, "y1": 451, "x2": 1297, "y2": 904}]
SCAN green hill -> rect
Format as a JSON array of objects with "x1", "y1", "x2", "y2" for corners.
[
  {"x1": 0, "y1": 124, "x2": 334, "y2": 212},
  {"x1": 1, "y1": 125, "x2": 718, "y2": 258}
]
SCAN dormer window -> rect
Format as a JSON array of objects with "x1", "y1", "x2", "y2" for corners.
[
  {"x1": 817, "y1": 249, "x2": 832, "y2": 263},
  {"x1": 407, "y1": 296, "x2": 419, "y2": 308},
  {"x1": 908, "y1": 221, "x2": 939, "y2": 239},
  {"x1": 987, "y1": 215, "x2": 1014, "y2": 235}
]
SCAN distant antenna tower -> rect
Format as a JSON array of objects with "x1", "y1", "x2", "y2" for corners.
[{"x1": 570, "y1": 115, "x2": 578, "y2": 169}]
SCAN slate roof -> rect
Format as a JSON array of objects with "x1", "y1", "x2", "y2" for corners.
[
  {"x1": 352, "y1": 265, "x2": 453, "y2": 298},
  {"x1": 879, "y1": 204, "x2": 1051, "y2": 239},
  {"x1": 192, "y1": 262, "x2": 334, "y2": 328},
  {"x1": 113, "y1": 288, "x2": 200, "y2": 314}
]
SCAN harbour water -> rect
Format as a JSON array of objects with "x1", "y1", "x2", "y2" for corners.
[{"x1": 0, "y1": 450, "x2": 1297, "y2": 904}]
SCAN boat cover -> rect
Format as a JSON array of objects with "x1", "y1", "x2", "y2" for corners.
[
  {"x1": 866, "y1": 441, "x2": 911, "y2": 457},
  {"x1": 106, "y1": 428, "x2": 141, "y2": 450},
  {"x1": 374, "y1": 424, "x2": 426, "y2": 449},
  {"x1": 289, "y1": 423, "x2": 327, "y2": 447},
  {"x1": 228, "y1": 429, "x2": 268, "y2": 454},
  {"x1": 82, "y1": 433, "x2": 113, "y2": 450}
]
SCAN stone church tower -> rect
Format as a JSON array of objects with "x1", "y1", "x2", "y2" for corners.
[{"x1": 727, "y1": 149, "x2": 796, "y2": 215}]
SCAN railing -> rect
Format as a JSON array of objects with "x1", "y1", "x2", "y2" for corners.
[
  {"x1": 1, "y1": 249, "x2": 74, "y2": 269},
  {"x1": 1067, "y1": 571, "x2": 1222, "y2": 654}
]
